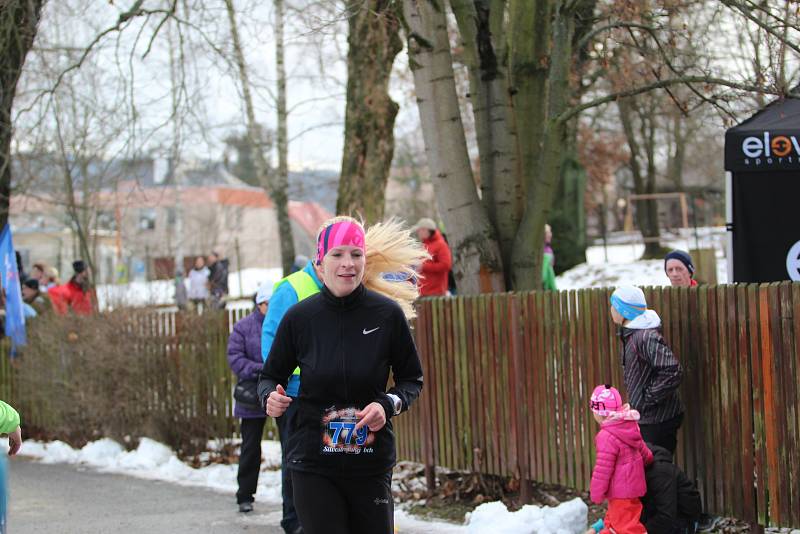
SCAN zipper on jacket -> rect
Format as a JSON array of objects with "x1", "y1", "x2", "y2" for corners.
[
  {"x1": 340, "y1": 311, "x2": 348, "y2": 399},
  {"x1": 339, "y1": 311, "x2": 347, "y2": 474}
]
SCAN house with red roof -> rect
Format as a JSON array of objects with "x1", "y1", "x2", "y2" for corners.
[{"x1": 10, "y1": 158, "x2": 331, "y2": 283}]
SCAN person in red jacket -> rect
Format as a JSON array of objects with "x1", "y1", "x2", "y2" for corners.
[
  {"x1": 49, "y1": 260, "x2": 95, "y2": 316},
  {"x1": 413, "y1": 218, "x2": 452, "y2": 297}
]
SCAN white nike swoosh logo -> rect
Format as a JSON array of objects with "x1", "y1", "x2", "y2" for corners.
[{"x1": 363, "y1": 327, "x2": 380, "y2": 335}]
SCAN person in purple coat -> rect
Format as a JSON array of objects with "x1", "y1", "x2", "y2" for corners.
[{"x1": 227, "y1": 282, "x2": 273, "y2": 513}]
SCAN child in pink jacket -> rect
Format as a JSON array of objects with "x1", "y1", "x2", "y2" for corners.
[{"x1": 589, "y1": 384, "x2": 653, "y2": 534}]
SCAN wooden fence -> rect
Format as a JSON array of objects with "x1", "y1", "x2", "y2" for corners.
[
  {"x1": 2, "y1": 283, "x2": 798, "y2": 528},
  {"x1": 394, "y1": 282, "x2": 800, "y2": 530}
]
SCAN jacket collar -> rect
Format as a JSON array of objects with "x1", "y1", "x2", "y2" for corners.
[
  {"x1": 621, "y1": 309, "x2": 662, "y2": 331},
  {"x1": 303, "y1": 261, "x2": 323, "y2": 288},
  {"x1": 320, "y1": 283, "x2": 366, "y2": 309},
  {"x1": 68, "y1": 278, "x2": 88, "y2": 294},
  {"x1": 424, "y1": 229, "x2": 441, "y2": 244}
]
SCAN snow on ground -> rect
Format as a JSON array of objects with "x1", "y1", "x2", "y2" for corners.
[
  {"x1": 556, "y1": 228, "x2": 729, "y2": 290},
  {"x1": 16, "y1": 438, "x2": 589, "y2": 533},
  {"x1": 556, "y1": 259, "x2": 670, "y2": 291},
  {"x1": 466, "y1": 499, "x2": 588, "y2": 534},
  {"x1": 95, "y1": 267, "x2": 283, "y2": 310},
  {"x1": 19, "y1": 438, "x2": 283, "y2": 504}
]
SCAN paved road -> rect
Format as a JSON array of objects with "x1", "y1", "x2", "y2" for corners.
[{"x1": 8, "y1": 458, "x2": 284, "y2": 533}]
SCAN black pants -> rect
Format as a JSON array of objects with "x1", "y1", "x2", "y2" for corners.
[
  {"x1": 640, "y1": 412, "x2": 684, "y2": 456},
  {"x1": 276, "y1": 402, "x2": 300, "y2": 533},
  {"x1": 236, "y1": 417, "x2": 266, "y2": 504},
  {"x1": 292, "y1": 470, "x2": 393, "y2": 534}
]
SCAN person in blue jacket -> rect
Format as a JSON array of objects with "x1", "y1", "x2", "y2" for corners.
[{"x1": 261, "y1": 259, "x2": 323, "y2": 534}]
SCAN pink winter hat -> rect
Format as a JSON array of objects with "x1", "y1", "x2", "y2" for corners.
[{"x1": 590, "y1": 384, "x2": 623, "y2": 416}]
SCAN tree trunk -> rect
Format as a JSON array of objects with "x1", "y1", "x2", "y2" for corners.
[
  {"x1": 225, "y1": 0, "x2": 295, "y2": 275},
  {"x1": 451, "y1": 0, "x2": 520, "y2": 284},
  {"x1": 666, "y1": 110, "x2": 686, "y2": 191},
  {"x1": 402, "y1": 0, "x2": 505, "y2": 294},
  {"x1": 549, "y1": 153, "x2": 587, "y2": 274},
  {"x1": 617, "y1": 96, "x2": 663, "y2": 258},
  {"x1": 0, "y1": 0, "x2": 45, "y2": 232},
  {"x1": 336, "y1": 1, "x2": 402, "y2": 225},
  {"x1": 510, "y1": 1, "x2": 577, "y2": 290},
  {"x1": 273, "y1": 0, "x2": 295, "y2": 275},
  {"x1": 548, "y1": 0, "x2": 594, "y2": 274},
  {"x1": 507, "y1": 0, "x2": 553, "y2": 202},
  {"x1": 168, "y1": 17, "x2": 184, "y2": 276}
]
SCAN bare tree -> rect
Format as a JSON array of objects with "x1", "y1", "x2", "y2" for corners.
[
  {"x1": 224, "y1": 0, "x2": 295, "y2": 275},
  {"x1": 275, "y1": 0, "x2": 291, "y2": 251},
  {"x1": 0, "y1": 0, "x2": 46, "y2": 231}
]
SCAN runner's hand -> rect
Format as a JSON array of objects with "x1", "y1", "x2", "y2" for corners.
[
  {"x1": 355, "y1": 402, "x2": 386, "y2": 432},
  {"x1": 7, "y1": 425, "x2": 21, "y2": 456},
  {"x1": 266, "y1": 385, "x2": 292, "y2": 417}
]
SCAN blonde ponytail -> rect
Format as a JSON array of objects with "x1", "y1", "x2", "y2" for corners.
[{"x1": 364, "y1": 218, "x2": 430, "y2": 319}]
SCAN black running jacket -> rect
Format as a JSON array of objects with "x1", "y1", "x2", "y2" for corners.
[{"x1": 257, "y1": 284, "x2": 423, "y2": 477}]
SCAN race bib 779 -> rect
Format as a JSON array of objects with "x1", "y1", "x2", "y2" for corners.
[{"x1": 320, "y1": 405, "x2": 376, "y2": 455}]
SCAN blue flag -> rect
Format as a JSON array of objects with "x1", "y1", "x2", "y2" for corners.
[{"x1": 0, "y1": 225, "x2": 25, "y2": 349}]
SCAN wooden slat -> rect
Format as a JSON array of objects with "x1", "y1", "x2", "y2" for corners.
[
  {"x1": 708, "y1": 287, "x2": 724, "y2": 515},
  {"x1": 537, "y1": 290, "x2": 552, "y2": 483},
  {"x1": 587, "y1": 289, "x2": 599, "y2": 484},
  {"x1": 694, "y1": 285, "x2": 714, "y2": 514},
  {"x1": 682, "y1": 286, "x2": 699, "y2": 484},
  {"x1": 768, "y1": 283, "x2": 790, "y2": 524},
  {"x1": 509, "y1": 295, "x2": 527, "y2": 496},
  {"x1": 419, "y1": 302, "x2": 438, "y2": 487},
  {"x1": 494, "y1": 295, "x2": 511, "y2": 475},
  {"x1": 566, "y1": 290, "x2": 582, "y2": 489},
  {"x1": 454, "y1": 297, "x2": 470, "y2": 471},
  {"x1": 442, "y1": 299, "x2": 458, "y2": 471},
  {"x1": 464, "y1": 297, "x2": 479, "y2": 472},
  {"x1": 715, "y1": 287, "x2": 732, "y2": 516},
  {"x1": 530, "y1": 291, "x2": 546, "y2": 481},
  {"x1": 778, "y1": 283, "x2": 799, "y2": 526},
  {"x1": 671, "y1": 286, "x2": 688, "y2": 466},
  {"x1": 736, "y1": 285, "x2": 757, "y2": 528},
  {"x1": 433, "y1": 299, "x2": 450, "y2": 470},
  {"x1": 522, "y1": 293, "x2": 537, "y2": 482},
  {"x1": 555, "y1": 290, "x2": 568, "y2": 485},
  {"x1": 477, "y1": 295, "x2": 493, "y2": 475},
  {"x1": 792, "y1": 284, "x2": 800, "y2": 526},
  {"x1": 761, "y1": 285, "x2": 782, "y2": 525},
  {"x1": 486, "y1": 294, "x2": 501, "y2": 475}
]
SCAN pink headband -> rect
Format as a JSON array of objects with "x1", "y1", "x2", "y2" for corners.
[{"x1": 316, "y1": 221, "x2": 365, "y2": 264}]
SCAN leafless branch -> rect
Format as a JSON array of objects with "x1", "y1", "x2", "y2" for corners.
[
  {"x1": 557, "y1": 76, "x2": 779, "y2": 124},
  {"x1": 141, "y1": 0, "x2": 178, "y2": 59},
  {"x1": 289, "y1": 120, "x2": 341, "y2": 143},
  {"x1": 720, "y1": 0, "x2": 800, "y2": 56}
]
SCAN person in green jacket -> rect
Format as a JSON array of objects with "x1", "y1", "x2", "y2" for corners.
[
  {"x1": 0, "y1": 400, "x2": 20, "y2": 534},
  {"x1": 0, "y1": 401, "x2": 21, "y2": 456},
  {"x1": 543, "y1": 252, "x2": 557, "y2": 291},
  {"x1": 542, "y1": 223, "x2": 557, "y2": 291}
]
